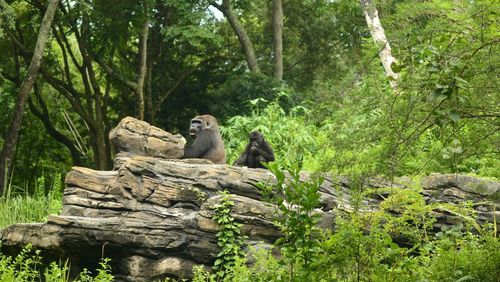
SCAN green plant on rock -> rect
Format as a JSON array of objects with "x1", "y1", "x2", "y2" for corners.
[{"x1": 211, "y1": 191, "x2": 247, "y2": 280}]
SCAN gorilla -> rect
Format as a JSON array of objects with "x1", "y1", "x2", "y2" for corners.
[
  {"x1": 182, "y1": 114, "x2": 226, "y2": 164},
  {"x1": 233, "y1": 130, "x2": 275, "y2": 168}
]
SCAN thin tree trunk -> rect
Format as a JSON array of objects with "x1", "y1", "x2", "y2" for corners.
[
  {"x1": 360, "y1": 0, "x2": 399, "y2": 89},
  {"x1": 136, "y1": 0, "x2": 150, "y2": 120},
  {"x1": 211, "y1": 0, "x2": 260, "y2": 73},
  {"x1": 272, "y1": 0, "x2": 283, "y2": 80},
  {"x1": 145, "y1": 59, "x2": 154, "y2": 123},
  {"x1": 0, "y1": 0, "x2": 59, "y2": 196},
  {"x1": 93, "y1": 122, "x2": 109, "y2": 170}
]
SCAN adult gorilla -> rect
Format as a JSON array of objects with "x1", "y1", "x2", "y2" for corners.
[
  {"x1": 182, "y1": 114, "x2": 226, "y2": 164},
  {"x1": 233, "y1": 131, "x2": 275, "y2": 168}
]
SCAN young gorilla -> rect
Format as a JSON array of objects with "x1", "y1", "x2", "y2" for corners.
[
  {"x1": 182, "y1": 114, "x2": 226, "y2": 164},
  {"x1": 233, "y1": 130, "x2": 275, "y2": 169}
]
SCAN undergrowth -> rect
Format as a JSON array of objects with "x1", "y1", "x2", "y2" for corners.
[
  {"x1": 0, "y1": 244, "x2": 114, "y2": 282},
  {"x1": 0, "y1": 174, "x2": 63, "y2": 229},
  {"x1": 191, "y1": 166, "x2": 499, "y2": 282}
]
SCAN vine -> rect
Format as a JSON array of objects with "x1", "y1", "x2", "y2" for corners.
[{"x1": 211, "y1": 191, "x2": 247, "y2": 280}]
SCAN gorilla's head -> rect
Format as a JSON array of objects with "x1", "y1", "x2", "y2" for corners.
[
  {"x1": 189, "y1": 119, "x2": 202, "y2": 138},
  {"x1": 249, "y1": 130, "x2": 263, "y2": 147},
  {"x1": 188, "y1": 115, "x2": 220, "y2": 139}
]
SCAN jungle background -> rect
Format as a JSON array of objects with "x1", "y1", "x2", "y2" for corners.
[{"x1": 0, "y1": 0, "x2": 498, "y2": 281}]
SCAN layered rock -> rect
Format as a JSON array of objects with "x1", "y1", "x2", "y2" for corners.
[
  {"x1": 1, "y1": 117, "x2": 498, "y2": 281},
  {"x1": 109, "y1": 116, "x2": 186, "y2": 168}
]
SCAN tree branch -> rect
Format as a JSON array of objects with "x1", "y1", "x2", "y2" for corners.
[{"x1": 28, "y1": 85, "x2": 82, "y2": 165}]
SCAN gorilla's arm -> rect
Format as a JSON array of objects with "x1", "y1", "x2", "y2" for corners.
[
  {"x1": 183, "y1": 129, "x2": 213, "y2": 158},
  {"x1": 255, "y1": 140, "x2": 275, "y2": 162},
  {"x1": 233, "y1": 144, "x2": 252, "y2": 166}
]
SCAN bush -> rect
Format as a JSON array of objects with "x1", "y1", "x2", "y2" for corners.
[{"x1": 221, "y1": 96, "x2": 333, "y2": 171}]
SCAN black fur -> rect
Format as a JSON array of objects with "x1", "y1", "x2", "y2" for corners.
[{"x1": 233, "y1": 131, "x2": 275, "y2": 168}]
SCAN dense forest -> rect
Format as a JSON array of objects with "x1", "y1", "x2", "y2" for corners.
[{"x1": 0, "y1": 0, "x2": 499, "y2": 281}]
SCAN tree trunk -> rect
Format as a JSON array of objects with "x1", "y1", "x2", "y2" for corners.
[
  {"x1": 145, "y1": 59, "x2": 154, "y2": 124},
  {"x1": 360, "y1": 0, "x2": 399, "y2": 89},
  {"x1": 212, "y1": 0, "x2": 260, "y2": 73},
  {"x1": 93, "y1": 123, "x2": 109, "y2": 170},
  {"x1": 76, "y1": 13, "x2": 112, "y2": 170},
  {"x1": 136, "y1": 0, "x2": 150, "y2": 120},
  {"x1": 0, "y1": 0, "x2": 59, "y2": 196},
  {"x1": 272, "y1": 0, "x2": 283, "y2": 80}
]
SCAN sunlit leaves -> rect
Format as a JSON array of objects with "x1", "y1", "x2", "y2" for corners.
[
  {"x1": 163, "y1": 25, "x2": 223, "y2": 50},
  {"x1": 0, "y1": 0, "x2": 14, "y2": 37}
]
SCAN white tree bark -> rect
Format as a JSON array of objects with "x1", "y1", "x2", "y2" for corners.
[{"x1": 360, "y1": 0, "x2": 399, "y2": 88}]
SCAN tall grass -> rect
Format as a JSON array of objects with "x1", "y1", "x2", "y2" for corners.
[{"x1": 0, "y1": 173, "x2": 63, "y2": 229}]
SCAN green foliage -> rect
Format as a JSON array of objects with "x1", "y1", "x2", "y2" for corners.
[
  {"x1": 193, "y1": 169, "x2": 499, "y2": 281},
  {"x1": 222, "y1": 68, "x2": 498, "y2": 177},
  {"x1": 0, "y1": 0, "x2": 14, "y2": 38},
  {"x1": 0, "y1": 244, "x2": 41, "y2": 281},
  {"x1": 258, "y1": 163, "x2": 323, "y2": 278},
  {"x1": 76, "y1": 258, "x2": 114, "y2": 282},
  {"x1": 163, "y1": 25, "x2": 222, "y2": 51},
  {"x1": 379, "y1": 0, "x2": 500, "y2": 177},
  {"x1": 211, "y1": 191, "x2": 247, "y2": 280},
  {"x1": 1, "y1": 111, "x2": 75, "y2": 190},
  {"x1": 208, "y1": 73, "x2": 289, "y2": 120},
  {"x1": 0, "y1": 245, "x2": 114, "y2": 282},
  {"x1": 44, "y1": 261, "x2": 71, "y2": 282},
  {"x1": 221, "y1": 95, "x2": 333, "y2": 171},
  {"x1": 375, "y1": 187, "x2": 436, "y2": 245},
  {"x1": 208, "y1": 220, "x2": 499, "y2": 282},
  {"x1": 0, "y1": 173, "x2": 63, "y2": 229},
  {"x1": 427, "y1": 228, "x2": 500, "y2": 282},
  {"x1": 312, "y1": 216, "x2": 415, "y2": 281}
]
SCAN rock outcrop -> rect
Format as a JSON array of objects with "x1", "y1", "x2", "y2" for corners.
[
  {"x1": 1, "y1": 117, "x2": 498, "y2": 281},
  {"x1": 109, "y1": 117, "x2": 186, "y2": 168}
]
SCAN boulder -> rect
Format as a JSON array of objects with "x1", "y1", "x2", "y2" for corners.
[{"x1": 109, "y1": 117, "x2": 186, "y2": 168}]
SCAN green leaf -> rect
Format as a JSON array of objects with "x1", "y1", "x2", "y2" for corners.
[
  {"x1": 275, "y1": 237, "x2": 285, "y2": 245},
  {"x1": 427, "y1": 66, "x2": 439, "y2": 73},
  {"x1": 449, "y1": 112, "x2": 460, "y2": 122}
]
